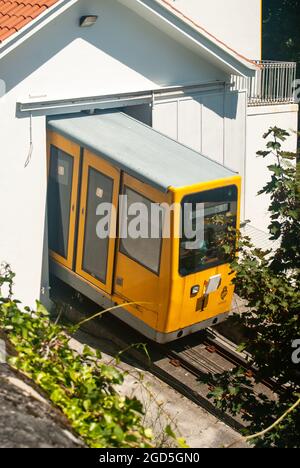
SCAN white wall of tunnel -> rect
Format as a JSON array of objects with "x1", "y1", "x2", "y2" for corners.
[{"x1": 152, "y1": 89, "x2": 247, "y2": 219}]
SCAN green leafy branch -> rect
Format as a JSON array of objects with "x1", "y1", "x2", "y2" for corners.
[
  {"x1": 204, "y1": 127, "x2": 300, "y2": 448},
  {"x1": 0, "y1": 263, "x2": 152, "y2": 448}
]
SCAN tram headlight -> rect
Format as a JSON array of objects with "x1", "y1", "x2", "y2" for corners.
[{"x1": 191, "y1": 285, "x2": 200, "y2": 297}]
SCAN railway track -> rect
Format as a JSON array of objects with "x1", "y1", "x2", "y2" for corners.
[
  {"x1": 162, "y1": 329, "x2": 251, "y2": 378},
  {"x1": 51, "y1": 279, "x2": 277, "y2": 432}
]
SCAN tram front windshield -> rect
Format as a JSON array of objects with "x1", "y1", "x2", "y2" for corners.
[{"x1": 179, "y1": 185, "x2": 238, "y2": 276}]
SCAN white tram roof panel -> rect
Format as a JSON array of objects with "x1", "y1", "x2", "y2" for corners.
[{"x1": 47, "y1": 111, "x2": 236, "y2": 193}]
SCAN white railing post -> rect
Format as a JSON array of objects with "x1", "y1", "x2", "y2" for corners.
[{"x1": 232, "y1": 61, "x2": 297, "y2": 106}]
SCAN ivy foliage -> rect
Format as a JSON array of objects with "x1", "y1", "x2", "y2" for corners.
[
  {"x1": 0, "y1": 266, "x2": 152, "y2": 448},
  {"x1": 207, "y1": 127, "x2": 300, "y2": 448}
]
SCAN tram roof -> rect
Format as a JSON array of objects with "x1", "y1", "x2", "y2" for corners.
[{"x1": 47, "y1": 111, "x2": 236, "y2": 193}]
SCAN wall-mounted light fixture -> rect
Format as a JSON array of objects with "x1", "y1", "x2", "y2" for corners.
[{"x1": 79, "y1": 15, "x2": 98, "y2": 27}]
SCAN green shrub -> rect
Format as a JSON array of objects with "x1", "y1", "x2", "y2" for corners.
[
  {"x1": 0, "y1": 265, "x2": 152, "y2": 448},
  {"x1": 206, "y1": 128, "x2": 300, "y2": 448}
]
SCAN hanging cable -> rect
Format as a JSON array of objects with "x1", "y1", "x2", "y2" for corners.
[{"x1": 24, "y1": 113, "x2": 33, "y2": 168}]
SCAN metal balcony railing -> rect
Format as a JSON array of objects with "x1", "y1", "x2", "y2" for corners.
[{"x1": 232, "y1": 61, "x2": 297, "y2": 106}]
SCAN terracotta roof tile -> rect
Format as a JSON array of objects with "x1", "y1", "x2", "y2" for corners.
[{"x1": 0, "y1": 0, "x2": 60, "y2": 43}]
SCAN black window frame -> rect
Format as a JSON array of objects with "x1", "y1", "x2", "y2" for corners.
[
  {"x1": 47, "y1": 144, "x2": 74, "y2": 260},
  {"x1": 179, "y1": 185, "x2": 238, "y2": 277}
]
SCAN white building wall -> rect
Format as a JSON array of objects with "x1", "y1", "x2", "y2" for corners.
[
  {"x1": 0, "y1": 94, "x2": 48, "y2": 307},
  {"x1": 0, "y1": 0, "x2": 228, "y2": 308},
  {"x1": 246, "y1": 104, "x2": 299, "y2": 232},
  {"x1": 0, "y1": 0, "x2": 226, "y2": 101},
  {"x1": 153, "y1": 90, "x2": 247, "y2": 216},
  {"x1": 153, "y1": 90, "x2": 247, "y2": 170},
  {"x1": 170, "y1": 0, "x2": 262, "y2": 60}
]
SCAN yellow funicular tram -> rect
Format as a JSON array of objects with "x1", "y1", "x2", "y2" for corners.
[{"x1": 47, "y1": 111, "x2": 241, "y2": 343}]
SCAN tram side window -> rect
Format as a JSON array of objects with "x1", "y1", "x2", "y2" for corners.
[{"x1": 120, "y1": 187, "x2": 163, "y2": 275}]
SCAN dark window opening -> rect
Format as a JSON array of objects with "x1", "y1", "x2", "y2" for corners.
[
  {"x1": 82, "y1": 167, "x2": 113, "y2": 284},
  {"x1": 120, "y1": 187, "x2": 163, "y2": 275},
  {"x1": 47, "y1": 145, "x2": 74, "y2": 259}
]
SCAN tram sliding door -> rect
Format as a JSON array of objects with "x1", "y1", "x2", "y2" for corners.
[
  {"x1": 76, "y1": 150, "x2": 120, "y2": 294},
  {"x1": 47, "y1": 132, "x2": 80, "y2": 270}
]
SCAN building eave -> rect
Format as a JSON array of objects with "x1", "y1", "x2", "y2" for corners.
[
  {"x1": 119, "y1": 0, "x2": 258, "y2": 77},
  {"x1": 0, "y1": 0, "x2": 258, "y2": 77}
]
